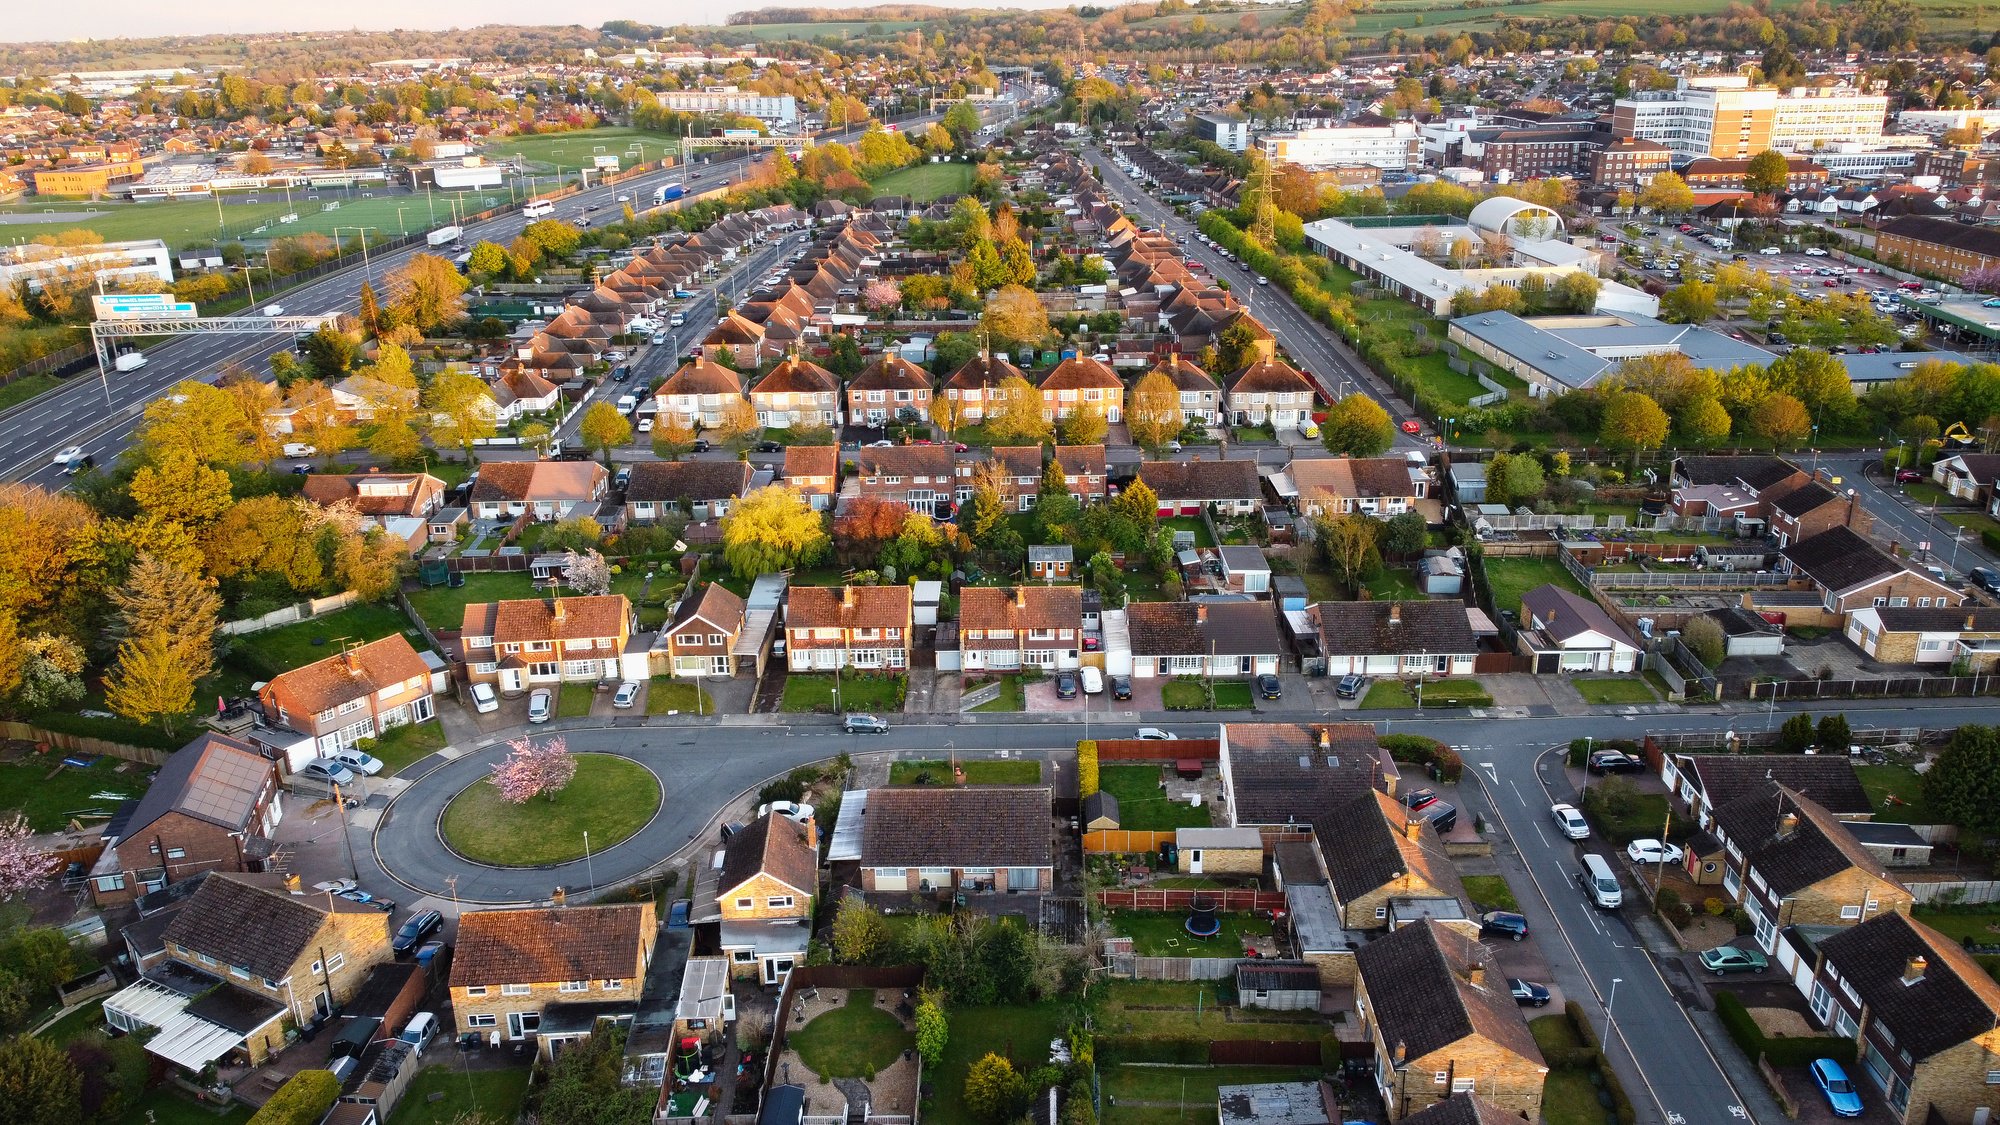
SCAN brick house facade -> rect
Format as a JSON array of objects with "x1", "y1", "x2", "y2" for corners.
[
  {"x1": 713, "y1": 814, "x2": 816, "y2": 984},
  {"x1": 449, "y1": 903, "x2": 657, "y2": 1050},
  {"x1": 857, "y1": 787, "x2": 1052, "y2": 894},
  {"x1": 846, "y1": 353, "x2": 932, "y2": 427},
  {"x1": 665, "y1": 583, "x2": 746, "y2": 678},
  {"x1": 259, "y1": 634, "x2": 435, "y2": 755},
  {"x1": 93, "y1": 733, "x2": 283, "y2": 905},
  {"x1": 783, "y1": 585, "x2": 912, "y2": 672},
  {"x1": 1875, "y1": 215, "x2": 2000, "y2": 277},
  {"x1": 459, "y1": 595, "x2": 631, "y2": 693},
  {"x1": 958, "y1": 586, "x2": 1084, "y2": 672}
]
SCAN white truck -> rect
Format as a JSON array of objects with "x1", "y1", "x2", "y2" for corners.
[
  {"x1": 522, "y1": 199, "x2": 554, "y2": 218},
  {"x1": 113, "y1": 351, "x2": 147, "y2": 372},
  {"x1": 426, "y1": 225, "x2": 463, "y2": 248}
]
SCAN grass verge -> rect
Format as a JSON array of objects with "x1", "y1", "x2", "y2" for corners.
[
  {"x1": 1573, "y1": 677, "x2": 1659, "y2": 705},
  {"x1": 648, "y1": 678, "x2": 717, "y2": 715},
  {"x1": 439, "y1": 754, "x2": 661, "y2": 866}
]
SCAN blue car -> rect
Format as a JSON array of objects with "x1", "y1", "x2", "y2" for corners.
[{"x1": 1811, "y1": 1058, "x2": 1863, "y2": 1118}]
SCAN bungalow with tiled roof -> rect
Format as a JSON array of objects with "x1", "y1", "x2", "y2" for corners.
[
  {"x1": 625, "y1": 460, "x2": 754, "y2": 523},
  {"x1": 1126, "y1": 601, "x2": 1284, "y2": 678},
  {"x1": 1518, "y1": 584, "x2": 1640, "y2": 672},
  {"x1": 468, "y1": 460, "x2": 607, "y2": 521},
  {"x1": 1309, "y1": 601, "x2": 1479, "y2": 678},
  {"x1": 1290, "y1": 457, "x2": 1428, "y2": 519},
  {"x1": 1779, "y1": 526, "x2": 1963, "y2": 618},
  {"x1": 300, "y1": 472, "x2": 446, "y2": 520},
  {"x1": 1138, "y1": 459, "x2": 1264, "y2": 516},
  {"x1": 857, "y1": 787, "x2": 1052, "y2": 894}
]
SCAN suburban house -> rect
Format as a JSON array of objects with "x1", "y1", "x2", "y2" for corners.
[
  {"x1": 980, "y1": 446, "x2": 1048, "y2": 511},
  {"x1": 703, "y1": 309, "x2": 766, "y2": 367},
  {"x1": 1139, "y1": 460, "x2": 1264, "y2": 516},
  {"x1": 783, "y1": 585, "x2": 913, "y2": 671},
  {"x1": 1290, "y1": 458, "x2": 1429, "y2": 519},
  {"x1": 1038, "y1": 354, "x2": 1124, "y2": 422},
  {"x1": 846, "y1": 353, "x2": 932, "y2": 427},
  {"x1": 1126, "y1": 600, "x2": 1285, "y2": 678},
  {"x1": 1354, "y1": 919, "x2": 1548, "y2": 1122},
  {"x1": 711, "y1": 813, "x2": 817, "y2": 985},
  {"x1": 1028, "y1": 544, "x2": 1074, "y2": 579},
  {"x1": 1050, "y1": 444, "x2": 1110, "y2": 503},
  {"x1": 91, "y1": 733, "x2": 283, "y2": 904},
  {"x1": 654, "y1": 355, "x2": 746, "y2": 430},
  {"x1": 749, "y1": 354, "x2": 840, "y2": 430},
  {"x1": 1765, "y1": 479, "x2": 1868, "y2": 547},
  {"x1": 1802, "y1": 910, "x2": 2000, "y2": 1124},
  {"x1": 783, "y1": 445, "x2": 840, "y2": 511},
  {"x1": 857, "y1": 786, "x2": 1053, "y2": 894},
  {"x1": 459, "y1": 595, "x2": 634, "y2": 693},
  {"x1": 1318, "y1": 790, "x2": 1470, "y2": 931},
  {"x1": 1221, "y1": 722, "x2": 1396, "y2": 829},
  {"x1": 1710, "y1": 785, "x2": 1913, "y2": 970},
  {"x1": 853, "y1": 446, "x2": 956, "y2": 511},
  {"x1": 1147, "y1": 354, "x2": 1221, "y2": 423},
  {"x1": 1308, "y1": 601, "x2": 1480, "y2": 678},
  {"x1": 1661, "y1": 754, "x2": 1875, "y2": 840},
  {"x1": 958, "y1": 586, "x2": 1085, "y2": 672},
  {"x1": 449, "y1": 902, "x2": 658, "y2": 1052},
  {"x1": 1395, "y1": 1095, "x2": 1527, "y2": 1125},
  {"x1": 1671, "y1": 455, "x2": 1809, "y2": 523},
  {"x1": 1845, "y1": 605, "x2": 2000, "y2": 669},
  {"x1": 300, "y1": 472, "x2": 446, "y2": 520},
  {"x1": 942, "y1": 350, "x2": 1026, "y2": 424},
  {"x1": 1223, "y1": 357, "x2": 1316, "y2": 428},
  {"x1": 258, "y1": 634, "x2": 436, "y2": 755},
  {"x1": 1516, "y1": 585, "x2": 1641, "y2": 673},
  {"x1": 1929, "y1": 451, "x2": 2000, "y2": 504},
  {"x1": 664, "y1": 583, "x2": 747, "y2": 678},
  {"x1": 1780, "y1": 526, "x2": 1965, "y2": 617},
  {"x1": 152, "y1": 873, "x2": 393, "y2": 1062},
  {"x1": 469, "y1": 461, "x2": 608, "y2": 521},
  {"x1": 486, "y1": 368, "x2": 563, "y2": 424},
  {"x1": 625, "y1": 460, "x2": 754, "y2": 523}
]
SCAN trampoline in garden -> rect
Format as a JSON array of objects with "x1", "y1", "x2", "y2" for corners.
[{"x1": 1185, "y1": 895, "x2": 1221, "y2": 939}]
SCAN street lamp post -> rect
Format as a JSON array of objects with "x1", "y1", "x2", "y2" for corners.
[
  {"x1": 1605, "y1": 977, "x2": 1623, "y2": 1043},
  {"x1": 235, "y1": 263, "x2": 259, "y2": 314}
]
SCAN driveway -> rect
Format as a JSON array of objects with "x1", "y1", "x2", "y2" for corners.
[{"x1": 1023, "y1": 677, "x2": 1084, "y2": 713}]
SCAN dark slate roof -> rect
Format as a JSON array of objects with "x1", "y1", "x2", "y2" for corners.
[
  {"x1": 720, "y1": 813, "x2": 817, "y2": 899},
  {"x1": 1675, "y1": 455, "x2": 1801, "y2": 491},
  {"x1": 1125, "y1": 601, "x2": 1283, "y2": 656},
  {"x1": 187, "y1": 984, "x2": 286, "y2": 1034},
  {"x1": 1817, "y1": 912, "x2": 2000, "y2": 1061},
  {"x1": 1683, "y1": 755, "x2": 1872, "y2": 816},
  {"x1": 1313, "y1": 790, "x2": 1407, "y2": 906},
  {"x1": 1354, "y1": 919, "x2": 1543, "y2": 1068},
  {"x1": 1224, "y1": 723, "x2": 1385, "y2": 825},
  {"x1": 1274, "y1": 841, "x2": 1327, "y2": 886},
  {"x1": 122, "y1": 732, "x2": 271, "y2": 841},
  {"x1": 1520, "y1": 585, "x2": 1635, "y2": 647},
  {"x1": 1874, "y1": 606, "x2": 2000, "y2": 633},
  {"x1": 859, "y1": 787, "x2": 1052, "y2": 868},
  {"x1": 1766, "y1": 479, "x2": 1843, "y2": 519},
  {"x1": 1399, "y1": 1094, "x2": 1529, "y2": 1125},
  {"x1": 627, "y1": 460, "x2": 754, "y2": 504},
  {"x1": 1711, "y1": 785, "x2": 1897, "y2": 897},
  {"x1": 1311, "y1": 601, "x2": 1477, "y2": 656},
  {"x1": 162, "y1": 873, "x2": 358, "y2": 979},
  {"x1": 1235, "y1": 961, "x2": 1323, "y2": 992},
  {"x1": 1878, "y1": 214, "x2": 2000, "y2": 259},
  {"x1": 1083, "y1": 791, "x2": 1119, "y2": 825},
  {"x1": 1780, "y1": 526, "x2": 1902, "y2": 593}
]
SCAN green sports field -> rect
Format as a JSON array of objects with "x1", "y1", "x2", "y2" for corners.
[
  {"x1": 867, "y1": 163, "x2": 976, "y2": 202},
  {"x1": 479, "y1": 127, "x2": 680, "y2": 174},
  {"x1": 0, "y1": 190, "x2": 518, "y2": 249}
]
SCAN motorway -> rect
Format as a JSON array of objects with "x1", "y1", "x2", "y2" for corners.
[
  {"x1": 1084, "y1": 143, "x2": 1430, "y2": 450},
  {"x1": 0, "y1": 115, "x2": 942, "y2": 490}
]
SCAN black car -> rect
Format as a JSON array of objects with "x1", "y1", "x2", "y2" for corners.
[
  {"x1": 1054, "y1": 671, "x2": 1079, "y2": 700},
  {"x1": 392, "y1": 909, "x2": 444, "y2": 956},
  {"x1": 1109, "y1": 675, "x2": 1133, "y2": 701},
  {"x1": 1973, "y1": 566, "x2": 2000, "y2": 594},
  {"x1": 1588, "y1": 749, "x2": 1644, "y2": 774},
  {"x1": 1480, "y1": 910, "x2": 1529, "y2": 941},
  {"x1": 1255, "y1": 673, "x2": 1282, "y2": 700},
  {"x1": 1335, "y1": 674, "x2": 1364, "y2": 699},
  {"x1": 691, "y1": 439, "x2": 712, "y2": 453},
  {"x1": 1508, "y1": 978, "x2": 1551, "y2": 1007},
  {"x1": 611, "y1": 365, "x2": 632, "y2": 382},
  {"x1": 1402, "y1": 788, "x2": 1438, "y2": 812},
  {"x1": 755, "y1": 440, "x2": 782, "y2": 453},
  {"x1": 1423, "y1": 801, "x2": 1458, "y2": 834}
]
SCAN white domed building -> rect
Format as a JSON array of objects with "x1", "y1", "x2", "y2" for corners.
[{"x1": 1466, "y1": 197, "x2": 1565, "y2": 242}]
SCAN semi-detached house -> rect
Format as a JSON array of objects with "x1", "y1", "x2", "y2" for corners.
[
  {"x1": 258, "y1": 634, "x2": 436, "y2": 754},
  {"x1": 958, "y1": 586, "x2": 1084, "y2": 672},
  {"x1": 853, "y1": 446, "x2": 956, "y2": 512},
  {"x1": 459, "y1": 595, "x2": 634, "y2": 693},
  {"x1": 449, "y1": 902, "x2": 657, "y2": 1053},
  {"x1": 784, "y1": 585, "x2": 912, "y2": 672},
  {"x1": 654, "y1": 355, "x2": 746, "y2": 430}
]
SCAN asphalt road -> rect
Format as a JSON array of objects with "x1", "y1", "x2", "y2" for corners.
[
  {"x1": 1, "y1": 114, "x2": 944, "y2": 490},
  {"x1": 1084, "y1": 144, "x2": 1429, "y2": 449}
]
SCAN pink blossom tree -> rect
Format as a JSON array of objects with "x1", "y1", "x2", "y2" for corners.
[
  {"x1": 563, "y1": 549, "x2": 612, "y2": 596},
  {"x1": 0, "y1": 816, "x2": 55, "y2": 900},
  {"x1": 863, "y1": 277, "x2": 902, "y2": 316},
  {"x1": 1962, "y1": 266, "x2": 2000, "y2": 294},
  {"x1": 487, "y1": 734, "x2": 578, "y2": 804}
]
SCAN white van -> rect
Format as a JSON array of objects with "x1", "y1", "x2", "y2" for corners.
[
  {"x1": 1298, "y1": 419, "x2": 1320, "y2": 440},
  {"x1": 1579, "y1": 853, "x2": 1622, "y2": 910},
  {"x1": 523, "y1": 199, "x2": 554, "y2": 218},
  {"x1": 398, "y1": 1011, "x2": 439, "y2": 1056},
  {"x1": 615, "y1": 394, "x2": 638, "y2": 414}
]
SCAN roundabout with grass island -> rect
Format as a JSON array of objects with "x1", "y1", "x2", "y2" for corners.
[{"x1": 437, "y1": 752, "x2": 662, "y2": 867}]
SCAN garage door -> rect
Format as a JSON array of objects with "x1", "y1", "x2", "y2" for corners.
[{"x1": 873, "y1": 869, "x2": 907, "y2": 892}]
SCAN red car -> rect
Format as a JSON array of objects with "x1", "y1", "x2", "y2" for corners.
[
  {"x1": 1896, "y1": 469, "x2": 1923, "y2": 483},
  {"x1": 1401, "y1": 419, "x2": 1423, "y2": 434}
]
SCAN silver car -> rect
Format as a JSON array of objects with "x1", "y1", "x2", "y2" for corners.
[
  {"x1": 613, "y1": 681, "x2": 641, "y2": 709},
  {"x1": 298, "y1": 758, "x2": 357, "y2": 787},
  {"x1": 528, "y1": 688, "x2": 552, "y2": 724}
]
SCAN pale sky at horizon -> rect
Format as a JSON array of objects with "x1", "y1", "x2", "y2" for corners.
[{"x1": 5, "y1": 0, "x2": 1089, "y2": 45}]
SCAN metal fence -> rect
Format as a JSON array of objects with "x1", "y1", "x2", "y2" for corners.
[
  {"x1": 1590, "y1": 569, "x2": 1790, "y2": 590},
  {"x1": 1645, "y1": 726, "x2": 1924, "y2": 752},
  {"x1": 1749, "y1": 676, "x2": 2000, "y2": 701},
  {"x1": 1107, "y1": 953, "x2": 1241, "y2": 980},
  {"x1": 1908, "y1": 880, "x2": 2000, "y2": 905},
  {"x1": 1098, "y1": 889, "x2": 1288, "y2": 911}
]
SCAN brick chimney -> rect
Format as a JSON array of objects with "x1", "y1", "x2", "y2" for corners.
[
  {"x1": 1196, "y1": 604, "x2": 1208, "y2": 624},
  {"x1": 1016, "y1": 587, "x2": 1028, "y2": 610},
  {"x1": 1317, "y1": 727, "x2": 1331, "y2": 751},
  {"x1": 1389, "y1": 603, "x2": 1402, "y2": 626},
  {"x1": 552, "y1": 598, "x2": 567, "y2": 627},
  {"x1": 1393, "y1": 1039, "x2": 1407, "y2": 1066},
  {"x1": 1903, "y1": 955, "x2": 1928, "y2": 985},
  {"x1": 283, "y1": 873, "x2": 302, "y2": 894},
  {"x1": 1403, "y1": 816, "x2": 1424, "y2": 842},
  {"x1": 842, "y1": 586, "x2": 858, "y2": 609}
]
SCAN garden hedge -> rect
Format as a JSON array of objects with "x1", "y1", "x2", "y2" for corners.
[
  {"x1": 248, "y1": 1070, "x2": 340, "y2": 1125},
  {"x1": 1380, "y1": 734, "x2": 1464, "y2": 782},
  {"x1": 1715, "y1": 990, "x2": 1855, "y2": 1068}
]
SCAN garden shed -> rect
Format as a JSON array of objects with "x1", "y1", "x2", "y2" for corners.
[
  {"x1": 1175, "y1": 827, "x2": 1263, "y2": 875},
  {"x1": 1082, "y1": 791, "x2": 1120, "y2": 831},
  {"x1": 1233, "y1": 962, "x2": 1323, "y2": 1012}
]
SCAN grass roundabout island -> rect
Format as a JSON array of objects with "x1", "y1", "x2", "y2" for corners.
[{"x1": 439, "y1": 753, "x2": 661, "y2": 867}]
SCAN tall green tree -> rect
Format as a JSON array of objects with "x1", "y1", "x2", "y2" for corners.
[
  {"x1": 0, "y1": 1034, "x2": 82, "y2": 1125},
  {"x1": 1744, "y1": 149, "x2": 1790, "y2": 197},
  {"x1": 1924, "y1": 725, "x2": 2000, "y2": 835},
  {"x1": 1321, "y1": 394, "x2": 1394, "y2": 457}
]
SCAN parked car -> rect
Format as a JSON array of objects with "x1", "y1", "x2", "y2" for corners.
[
  {"x1": 1626, "y1": 839, "x2": 1685, "y2": 866},
  {"x1": 1697, "y1": 944, "x2": 1769, "y2": 975},
  {"x1": 1973, "y1": 566, "x2": 2000, "y2": 594},
  {"x1": 328, "y1": 747, "x2": 385, "y2": 776},
  {"x1": 1054, "y1": 671, "x2": 1079, "y2": 699},
  {"x1": 1402, "y1": 788, "x2": 1438, "y2": 812},
  {"x1": 842, "y1": 713, "x2": 889, "y2": 734},
  {"x1": 1549, "y1": 803, "x2": 1590, "y2": 840},
  {"x1": 527, "y1": 688, "x2": 552, "y2": 723},
  {"x1": 1423, "y1": 801, "x2": 1458, "y2": 834},
  {"x1": 1080, "y1": 667, "x2": 1104, "y2": 694},
  {"x1": 1110, "y1": 675, "x2": 1133, "y2": 701},
  {"x1": 1508, "y1": 979, "x2": 1551, "y2": 1007},
  {"x1": 1137, "y1": 727, "x2": 1177, "y2": 740},
  {"x1": 1810, "y1": 1059, "x2": 1864, "y2": 1118},
  {"x1": 298, "y1": 758, "x2": 357, "y2": 787},
  {"x1": 1480, "y1": 911, "x2": 1529, "y2": 941},
  {"x1": 398, "y1": 1012, "x2": 439, "y2": 1055},
  {"x1": 667, "y1": 899, "x2": 692, "y2": 928},
  {"x1": 1255, "y1": 673, "x2": 1282, "y2": 700},
  {"x1": 392, "y1": 910, "x2": 444, "y2": 956},
  {"x1": 469, "y1": 682, "x2": 499, "y2": 714},
  {"x1": 1335, "y1": 674, "x2": 1365, "y2": 699},
  {"x1": 1587, "y1": 750, "x2": 1644, "y2": 774},
  {"x1": 613, "y1": 681, "x2": 641, "y2": 709},
  {"x1": 312, "y1": 879, "x2": 358, "y2": 895},
  {"x1": 1895, "y1": 468, "x2": 1924, "y2": 483}
]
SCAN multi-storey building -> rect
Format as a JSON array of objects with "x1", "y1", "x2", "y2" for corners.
[
  {"x1": 658, "y1": 87, "x2": 798, "y2": 125},
  {"x1": 1478, "y1": 128, "x2": 1601, "y2": 181},
  {"x1": 1194, "y1": 112, "x2": 1250, "y2": 152},
  {"x1": 1258, "y1": 124, "x2": 1421, "y2": 171},
  {"x1": 1590, "y1": 136, "x2": 1671, "y2": 186},
  {"x1": 1875, "y1": 214, "x2": 2000, "y2": 277},
  {"x1": 1612, "y1": 76, "x2": 1887, "y2": 160}
]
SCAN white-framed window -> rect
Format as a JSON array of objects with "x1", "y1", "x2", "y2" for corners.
[
  {"x1": 1433, "y1": 1072, "x2": 1449, "y2": 1085},
  {"x1": 468, "y1": 1014, "x2": 497, "y2": 1028},
  {"x1": 560, "y1": 981, "x2": 589, "y2": 993},
  {"x1": 503, "y1": 983, "x2": 532, "y2": 996},
  {"x1": 465, "y1": 986, "x2": 488, "y2": 997},
  {"x1": 310, "y1": 960, "x2": 323, "y2": 975},
  {"x1": 1375, "y1": 906, "x2": 1389, "y2": 919},
  {"x1": 767, "y1": 896, "x2": 794, "y2": 909},
  {"x1": 327, "y1": 953, "x2": 345, "y2": 973},
  {"x1": 1840, "y1": 905, "x2": 1862, "y2": 920},
  {"x1": 602, "y1": 979, "x2": 625, "y2": 990},
  {"x1": 736, "y1": 897, "x2": 753, "y2": 910}
]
